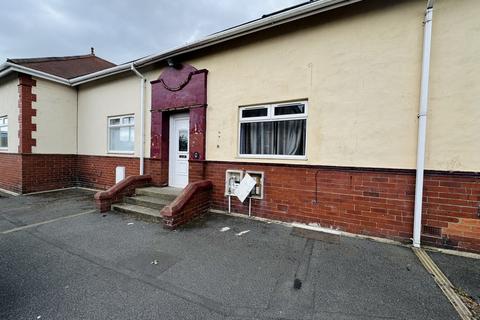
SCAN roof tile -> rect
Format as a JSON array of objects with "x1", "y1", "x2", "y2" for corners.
[{"x1": 8, "y1": 54, "x2": 116, "y2": 79}]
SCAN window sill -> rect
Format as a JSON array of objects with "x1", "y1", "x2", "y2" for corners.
[
  {"x1": 107, "y1": 151, "x2": 135, "y2": 155},
  {"x1": 0, "y1": 148, "x2": 8, "y2": 152},
  {"x1": 237, "y1": 154, "x2": 307, "y2": 161}
]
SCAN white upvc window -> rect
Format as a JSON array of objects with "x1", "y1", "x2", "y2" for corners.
[
  {"x1": 108, "y1": 115, "x2": 135, "y2": 154},
  {"x1": 238, "y1": 101, "x2": 307, "y2": 159},
  {"x1": 0, "y1": 116, "x2": 7, "y2": 150}
]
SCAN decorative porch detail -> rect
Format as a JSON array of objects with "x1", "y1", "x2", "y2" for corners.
[{"x1": 150, "y1": 63, "x2": 208, "y2": 185}]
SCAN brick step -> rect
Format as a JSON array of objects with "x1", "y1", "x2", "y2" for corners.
[
  {"x1": 125, "y1": 195, "x2": 170, "y2": 210},
  {"x1": 111, "y1": 203, "x2": 163, "y2": 223},
  {"x1": 135, "y1": 187, "x2": 181, "y2": 201}
]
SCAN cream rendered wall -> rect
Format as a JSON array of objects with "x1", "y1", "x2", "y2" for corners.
[
  {"x1": 193, "y1": 0, "x2": 425, "y2": 169},
  {"x1": 76, "y1": 0, "x2": 479, "y2": 172},
  {"x1": 0, "y1": 75, "x2": 19, "y2": 153},
  {"x1": 426, "y1": 0, "x2": 480, "y2": 172},
  {"x1": 32, "y1": 78, "x2": 77, "y2": 154},
  {"x1": 77, "y1": 71, "x2": 157, "y2": 158}
]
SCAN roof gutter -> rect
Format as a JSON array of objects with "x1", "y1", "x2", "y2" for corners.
[
  {"x1": 70, "y1": 63, "x2": 131, "y2": 86},
  {"x1": 0, "y1": 67, "x2": 12, "y2": 79},
  {"x1": 69, "y1": 0, "x2": 362, "y2": 86},
  {"x1": 0, "y1": 62, "x2": 9, "y2": 73}
]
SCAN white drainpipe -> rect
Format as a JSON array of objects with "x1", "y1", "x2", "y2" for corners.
[
  {"x1": 130, "y1": 64, "x2": 146, "y2": 175},
  {"x1": 413, "y1": 1, "x2": 434, "y2": 248}
]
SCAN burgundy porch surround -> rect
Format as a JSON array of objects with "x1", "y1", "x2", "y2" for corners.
[
  {"x1": 150, "y1": 63, "x2": 208, "y2": 185},
  {"x1": 94, "y1": 175, "x2": 152, "y2": 212}
]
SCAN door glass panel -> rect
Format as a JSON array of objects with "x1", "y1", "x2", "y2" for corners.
[{"x1": 178, "y1": 129, "x2": 188, "y2": 152}]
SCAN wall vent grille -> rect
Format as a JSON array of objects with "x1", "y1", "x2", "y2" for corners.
[{"x1": 422, "y1": 225, "x2": 442, "y2": 237}]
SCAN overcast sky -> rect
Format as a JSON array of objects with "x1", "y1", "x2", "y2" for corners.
[{"x1": 1, "y1": 0, "x2": 304, "y2": 65}]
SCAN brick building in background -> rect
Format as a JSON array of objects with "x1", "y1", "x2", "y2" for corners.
[{"x1": 0, "y1": 0, "x2": 479, "y2": 253}]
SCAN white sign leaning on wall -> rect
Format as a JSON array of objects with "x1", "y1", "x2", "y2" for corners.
[{"x1": 234, "y1": 173, "x2": 257, "y2": 203}]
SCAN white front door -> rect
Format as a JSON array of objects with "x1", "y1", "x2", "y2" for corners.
[{"x1": 169, "y1": 113, "x2": 189, "y2": 188}]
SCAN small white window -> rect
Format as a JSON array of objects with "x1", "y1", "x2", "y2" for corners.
[
  {"x1": 108, "y1": 115, "x2": 135, "y2": 153},
  {"x1": 0, "y1": 116, "x2": 7, "y2": 150},
  {"x1": 239, "y1": 101, "x2": 307, "y2": 159}
]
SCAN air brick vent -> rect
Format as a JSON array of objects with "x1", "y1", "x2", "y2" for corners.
[{"x1": 422, "y1": 225, "x2": 442, "y2": 237}]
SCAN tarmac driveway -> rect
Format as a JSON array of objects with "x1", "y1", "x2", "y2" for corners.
[{"x1": 0, "y1": 189, "x2": 475, "y2": 320}]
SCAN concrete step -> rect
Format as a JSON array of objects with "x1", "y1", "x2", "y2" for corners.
[
  {"x1": 124, "y1": 195, "x2": 170, "y2": 210},
  {"x1": 135, "y1": 187, "x2": 182, "y2": 201},
  {"x1": 111, "y1": 203, "x2": 163, "y2": 223}
]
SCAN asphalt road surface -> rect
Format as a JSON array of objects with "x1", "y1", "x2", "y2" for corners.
[{"x1": 0, "y1": 189, "x2": 466, "y2": 320}]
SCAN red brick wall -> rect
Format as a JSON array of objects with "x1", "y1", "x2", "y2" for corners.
[
  {"x1": 161, "y1": 180, "x2": 212, "y2": 229},
  {"x1": 0, "y1": 153, "x2": 77, "y2": 194},
  {"x1": 422, "y1": 174, "x2": 480, "y2": 252},
  {"x1": 76, "y1": 155, "x2": 140, "y2": 190},
  {"x1": 17, "y1": 74, "x2": 37, "y2": 153},
  {"x1": 203, "y1": 161, "x2": 480, "y2": 253},
  {"x1": 0, "y1": 153, "x2": 22, "y2": 193},
  {"x1": 21, "y1": 154, "x2": 77, "y2": 193},
  {"x1": 189, "y1": 161, "x2": 206, "y2": 183},
  {"x1": 0, "y1": 154, "x2": 167, "y2": 194},
  {"x1": 144, "y1": 158, "x2": 168, "y2": 186},
  {"x1": 1, "y1": 152, "x2": 478, "y2": 253},
  {"x1": 76, "y1": 155, "x2": 168, "y2": 190}
]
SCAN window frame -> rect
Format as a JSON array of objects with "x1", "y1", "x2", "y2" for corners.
[
  {"x1": 0, "y1": 116, "x2": 8, "y2": 151},
  {"x1": 239, "y1": 105, "x2": 271, "y2": 121},
  {"x1": 107, "y1": 114, "x2": 135, "y2": 154},
  {"x1": 237, "y1": 101, "x2": 308, "y2": 160}
]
